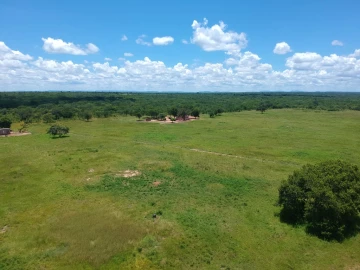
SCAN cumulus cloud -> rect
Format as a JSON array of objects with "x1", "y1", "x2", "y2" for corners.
[
  {"x1": 332, "y1": 40, "x2": 344, "y2": 46},
  {"x1": 124, "y1": 52, "x2": 134, "y2": 57},
  {"x1": 42, "y1": 38, "x2": 99, "y2": 55},
  {"x1": 285, "y1": 52, "x2": 322, "y2": 70},
  {"x1": 121, "y1": 35, "x2": 128, "y2": 41},
  {"x1": 136, "y1": 35, "x2": 152, "y2": 46},
  {"x1": 182, "y1": 39, "x2": 189, "y2": 44},
  {"x1": 1, "y1": 40, "x2": 360, "y2": 91},
  {"x1": 104, "y1": 57, "x2": 112, "y2": 61},
  {"x1": 0, "y1": 41, "x2": 32, "y2": 69},
  {"x1": 34, "y1": 57, "x2": 88, "y2": 74},
  {"x1": 350, "y1": 49, "x2": 360, "y2": 58},
  {"x1": 191, "y1": 18, "x2": 247, "y2": 53},
  {"x1": 0, "y1": 41, "x2": 32, "y2": 61},
  {"x1": 93, "y1": 62, "x2": 118, "y2": 74},
  {"x1": 273, "y1": 42, "x2": 292, "y2": 54},
  {"x1": 153, "y1": 36, "x2": 174, "y2": 46}
]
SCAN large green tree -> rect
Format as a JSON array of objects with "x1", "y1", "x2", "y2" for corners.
[
  {"x1": 47, "y1": 125, "x2": 70, "y2": 137},
  {"x1": 191, "y1": 108, "x2": 200, "y2": 118},
  {"x1": 0, "y1": 117, "x2": 12, "y2": 128},
  {"x1": 168, "y1": 107, "x2": 178, "y2": 118},
  {"x1": 256, "y1": 102, "x2": 267, "y2": 114},
  {"x1": 278, "y1": 160, "x2": 360, "y2": 241}
]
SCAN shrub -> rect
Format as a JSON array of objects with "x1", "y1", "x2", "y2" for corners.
[
  {"x1": 157, "y1": 113, "x2": 166, "y2": 121},
  {"x1": 47, "y1": 125, "x2": 69, "y2": 137},
  {"x1": 278, "y1": 160, "x2": 360, "y2": 241}
]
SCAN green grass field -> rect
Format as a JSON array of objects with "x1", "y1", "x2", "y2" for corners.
[{"x1": 1, "y1": 109, "x2": 360, "y2": 269}]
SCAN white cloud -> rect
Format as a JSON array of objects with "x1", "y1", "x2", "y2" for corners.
[
  {"x1": 0, "y1": 41, "x2": 32, "y2": 61},
  {"x1": 124, "y1": 52, "x2": 133, "y2": 57},
  {"x1": 153, "y1": 36, "x2": 174, "y2": 46},
  {"x1": 191, "y1": 18, "x2": 247, "y2": 53},
  {"x1": 182, "y1": 39, "x2": 189, "y2": 44},
  {"x1": 34, "y1": 57, "x2": 88, "y2": 74},
  {"x1": 0, "y1": 59, "x2": 26, "y2": 68},
  {"x1": 86, "y1": 43, "x2": 99, "y2": 53},
  {"x1": 42, "y1": 38, "x2": 99, "y2": 55},
  {"x1": 285, "y1": 52, "x2": 322, "y2": 70},
  {"x1": 332, "y1": 40, "x2": 344, "y2": 46},
  {"x1": 136, "y1": 35, "x2": 152, "y2": 46},
  {"x1": 104, "y1": 57, "x2": 112, "y2": 61},
  {"x1": 1, "y1": 40, "x2": 360, "y2": 91},
  {"x1": 349, "y1": 49, "x2": 360, "y2": 58},
  {"x1": 273, "y1": 42, "x2": 292, "y2": 54},
  {"x1": 93, "y1": 62, "x2": 118, "y2": 74},
  {"x1": 121, "y1": 35, "x2": 128, "y2": 41}
]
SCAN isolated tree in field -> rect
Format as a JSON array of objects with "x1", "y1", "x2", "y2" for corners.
[
  {"x1": 47, "y1": 125, "x2": 69, "y2": 137},
  {"x1": 256, "y1": 103, "x2": 267, "y2": 114},
  {"x1": 82, "y1": 111, "x2": 93, "y2": 121},
  {"x1": 278, "y1": 160, "x2": 360, "y2": 241},
  {"x1": 209, "y1": 112, "x2": 215, "y2": 118},
  {"x1": 168, "y1": 107, "x2": 178, "y2": 118},
  {"x1": 0, "y1": 117, "x2": 12, "y2": 128},
  {"x1": 191, "y1": 108, "x2": 200, "y2": 118}
]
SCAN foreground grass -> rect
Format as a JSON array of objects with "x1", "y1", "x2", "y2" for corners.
[{"x1": 1, "y1": 109, "x2": 360, "y2": 269}]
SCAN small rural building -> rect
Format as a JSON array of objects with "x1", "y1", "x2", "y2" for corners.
[{"x1": 0, "y1": 128, "x2": 11, "y2": 135}]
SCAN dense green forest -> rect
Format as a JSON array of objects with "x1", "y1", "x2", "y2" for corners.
[{"x1": 1, "y1": 92, "x2": 360, "y2": 123}]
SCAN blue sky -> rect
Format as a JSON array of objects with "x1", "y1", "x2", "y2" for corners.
[{"x1": 0, "y1": 0, "x2": 360, "y2": 91}]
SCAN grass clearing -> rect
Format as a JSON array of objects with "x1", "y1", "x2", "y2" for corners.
[{"x1": 1, "y1": 109, "x2": 360, "y2": 269}]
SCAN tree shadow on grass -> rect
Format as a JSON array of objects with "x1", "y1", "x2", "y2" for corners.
[
  {"x1": 275, "y1": 208, "x2": 359, "y2": 242},
  {"x1": 50, "y1": 135, "x2": 70, "y2": 139}
]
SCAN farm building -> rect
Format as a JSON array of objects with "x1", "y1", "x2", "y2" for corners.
[{"x1": 0, "y1": 128, "x2": 11, "y2": 135}]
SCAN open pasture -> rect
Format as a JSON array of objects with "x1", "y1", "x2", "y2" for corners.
[{"x1": 1, "y1": 109, "x2": 360, "y2": 269}]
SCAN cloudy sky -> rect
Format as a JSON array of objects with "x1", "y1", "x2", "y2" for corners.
[{"x1": 1, "y1": 0, "x2": 360, "y2": 92}]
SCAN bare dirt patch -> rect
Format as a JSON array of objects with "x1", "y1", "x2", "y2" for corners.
[
  {"x1": 207, "y1": 183, "x2": 224, "y2": 190},
  {"x1": 0, "y1": 225, "x2": 8, "y2": 234},
  {"x1": 153, "y1": 181, "x2": 161, "y2": 187},
  {"x1": 88, "y1": 168, "x2": 95, "y2": 173},
  {"x1": 116, "y1": 170, "x2": 141, "y2": 178},
  {"x1": 0, "y1": 132, "x2": 31, "y2": 137},
  {"x1": 145, "y1": 116, "x2": 199, "y2": 124}
]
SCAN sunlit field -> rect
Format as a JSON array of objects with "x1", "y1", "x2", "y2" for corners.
[{"x1": 1, "y1": 109, "x2": 360, "y2": 269}]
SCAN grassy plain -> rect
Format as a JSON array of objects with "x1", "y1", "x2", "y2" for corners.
[{"x1": 1, "y1": 109, "x2": 360, "y2": 269}]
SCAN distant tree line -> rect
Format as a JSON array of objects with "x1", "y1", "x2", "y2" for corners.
[{"x1": 0, "y1": 92, "x2": 360, "y2": 123}]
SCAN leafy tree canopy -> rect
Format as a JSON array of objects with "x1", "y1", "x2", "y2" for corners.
[
  {"x1": 278, "y1": 160, "x2": 360, "y2": 241},
  {"x1": 47, "y1": 125, "x2": 69, "y2": 137},
  {"x1": 0, "y1": 117, "x2": 12, "y2": 128}
]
